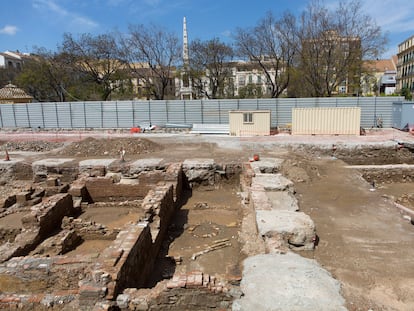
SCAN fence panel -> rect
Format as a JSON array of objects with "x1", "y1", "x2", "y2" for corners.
[
  {"x1": 70, "y1": 102, "x2": 86, "y2": 128},
  {"x1": 83, "y1": 102, "x2": 103, "y2": 128},
  {"x1": 184, "y1": 101, "x2": 202, "y2": 124},
  {"x1": 26, "y1": 103, "x2": 45, "y2": 128},
  {"x1": 13, "y1": 103, "x2": 30, "y2": 128},
  {"x1": 219, "y1": 100, "x2": 239, "y2": 124},
  {"x1": 0, "y1": 105, "x2": 17, "y2": 127},
  {"x1": 41, "y1": 103, "x2": 59, "y2": 128},
  {"x1": 0, "y1": 97, "x2": 405, "y2": 130},
  {"x1": 202, "y1": 100, "x2": 221, "y2": 124},
  {"x1": 101, "y1": 102, "x2": 118, "y2": 128}
]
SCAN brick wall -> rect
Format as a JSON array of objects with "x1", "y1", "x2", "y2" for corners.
[
  {"x1": 0, "y1": 193, "x2": 75, "y2": 263},
  {"x1": 85, "y1": 177, "x2": 150, "y2": 202},
  {"x1": 80, "y1": 184, "x2": 176, "y2": 307},
  {"x1": 119, "y1": 271, "x2": 237, "y2": 310}
]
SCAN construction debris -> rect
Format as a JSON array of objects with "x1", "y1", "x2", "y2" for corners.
[{"x1": 191, "y1": 238, "x2": 232, "y2": 260}]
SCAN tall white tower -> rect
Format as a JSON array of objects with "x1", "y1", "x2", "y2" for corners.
[
  {"x1": 183, "y1": 17, "x2": 189, "y2": 66},
  {"x1": 180, "y1": 16, "x2": 192, "y2": 100}
]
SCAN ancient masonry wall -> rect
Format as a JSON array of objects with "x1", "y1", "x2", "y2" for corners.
[
  {"x1": 0, "y1": 193, "x2": 76, "y2": 263},
  {"x1": 0, "y1": 158, "x2": 242, "y2": 310},
  {"x1": 113, "y1": 271, "x2": 235, "y2": 310}
]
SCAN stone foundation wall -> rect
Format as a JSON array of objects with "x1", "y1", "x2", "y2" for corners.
[
  {"x1": 142, "y1": 184, "x2": 175, "y2": 250},
  {"x1": 0, "y1": 256, "x2": 92, "y2": 295},
  {"x1": 79, "y1": 184, "x2": 176, "y2": 308},
  {"x1": 0, "y1": 159, "x2": 241, "y2": 310},
  {"x1": 22, "y1": 193, "x2": 76, "y2": 239},
  {"x1": 0, "y1": 228, "x2": 21, "y2": 244},
  {"x1": 164, "y1": 163, "x2": 183, "y2": 204},
  {"x1": 0, "y1": 161, "x2": 33, "y2": 181},
  {"x1": 85, "y1": 177, "x2": 150, "y2": 202},
  {"x1": 62, "y1": 216, "x2": 119, "y2": 240},
  {"x1": 360, "y1": 167, "x2": 414, "y2": 183},
  {"x1": 32, "y1": 160, "x2": 79, "y2": 183},
  {"x1": 117, "y1": 271, "x2": 237, "y2": 310},
  {"x1": 0, "y1": 193, "x2": 76, "y2": 263}
]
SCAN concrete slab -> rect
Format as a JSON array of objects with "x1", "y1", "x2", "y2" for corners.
[
  {"x1": 232, "y1": 253, "x2": 347, "y2": 311},
  {"x1": 0, "y1": 158, "x2": 23, "y2": 166},
  {"x1": 251, "y1": 173, "x2": 294, "y2": 192},
  {"x1": 182, "y1": 158, "x2": 215, "y2": 169},
  {"x1": 32, "y1": 158, "x2": 74, "y2": 168},
  {"x1": 250, "y1": 189, "x2": 272, "y2": 210},
  {"x1": 266, "y1": 191, "x2": 299, "y2": 211},
  {"x1": 256, "y1": 210, "x2": 315, "y2": 250},
  {"x1": 129, "y1": 158, "x2": 164, "y2": 174},
  {"x1": 79, "y1": 159, "x2": 116, "y2": 170},
  {"x1": 249, "y1": 158, "x2": 284, "y2": 174}
]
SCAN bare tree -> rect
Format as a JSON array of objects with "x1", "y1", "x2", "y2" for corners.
[
  {"x1": 60, "y1": 33, "x2": 128, "y2": 101},
  {"x1": 297, "y1": 0, "x2": 387, "y2": 97},
  {"x1": 234, "y1": 12, "x2": 297, "y2": 98},
  {"x1": 189, "y1": 38, "x2": 234, "y2": 99},
  {"x1": 124, "y1": 24, "x2": 181, "y2": 100}
]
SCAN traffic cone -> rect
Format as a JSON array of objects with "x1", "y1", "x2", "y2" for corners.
[{"x1": 4, "y1": 149, "x2": 10, "y2": 161}]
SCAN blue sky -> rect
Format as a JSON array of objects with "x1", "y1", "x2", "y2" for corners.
[{"x1": 1, "y1": 0, "x2": 414, "y2": 58}]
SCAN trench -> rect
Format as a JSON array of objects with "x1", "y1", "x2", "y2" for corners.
[{"x1": 145, "y1": 179, "x2": 244, "y2": 288}]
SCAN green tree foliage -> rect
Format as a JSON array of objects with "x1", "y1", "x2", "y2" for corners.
[
  {"x1": 400, "y1": 87, "x2": 413, "y2": 100},
  {"x1": 0, "y1": 67, "x2": 20, "y2": 87},
  {"x1": 60, "y1": 32, "x2": 129, "y2": 101},
  {"x1": 16, "y1": 49, "x2": 70, "y2": 102},
  {"x1": 238, "y1": 83, "x2": 263, "y2": 99}
]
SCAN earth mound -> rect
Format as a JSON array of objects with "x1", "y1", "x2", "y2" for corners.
[{"x1": 55, "y1": 137, "x2": 163, "y2": 157}]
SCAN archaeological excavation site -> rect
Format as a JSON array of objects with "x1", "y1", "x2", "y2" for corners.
[{"x1": 0, "y1": 130, "x2": 414, "y2": 311}]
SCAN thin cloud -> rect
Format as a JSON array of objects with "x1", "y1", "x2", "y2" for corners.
[
  {"x1": 107, "y1": 0, "x2": 128, "y2": 6},
  {"x1": 323, "y1": 0, "x2": 414, "y2": 34},
  {"x1": 221, "y1": 30, "x2": 232, "y2": 38},
  {"x1": 362, "y1": 0, "x2": 414, "y2": 33},
  {"x1": 129, "y1": 0, "x2": 191, "y2": 19},
  {"x1": 0, "y1": 25, "x2": 18, "y2": 35},
  {"x1": 32, "y1": 0, "x2": 98, "y2": 30},
  {"x1": 143, "y1": 0, "x2": 161, "y2": 6}
]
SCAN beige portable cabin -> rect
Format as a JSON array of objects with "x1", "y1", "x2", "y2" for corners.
[
  {"x1": 292, "y1": 107, "x2": 361, "y2": 135},
  {"x1": 229, "y1": 110, "x2": 271, "y2": 136}
]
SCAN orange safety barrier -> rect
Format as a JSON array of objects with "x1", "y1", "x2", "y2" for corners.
[{"x1": 130, "y1": 127, "x2": 141, "y2": 134}]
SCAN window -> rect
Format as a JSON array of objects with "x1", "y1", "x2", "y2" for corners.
[
  {"x1": 243, "y1": 112, "x2": 253, "y2": 123},
  {"x1": 239, "y1": 76, "x2": 245, "y2": 86}
]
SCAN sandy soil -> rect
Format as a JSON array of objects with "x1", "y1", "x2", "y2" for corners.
[{"x1": 293, "y1": 156, "x2": 414, "y2": 311}]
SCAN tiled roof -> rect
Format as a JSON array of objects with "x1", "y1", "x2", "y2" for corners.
[
  {"x1": 0, "y1": 83, "x2": 32, "y2": 100},
  {"x1": 363, "y1": 58, "x2": 397, "y2": 72}
]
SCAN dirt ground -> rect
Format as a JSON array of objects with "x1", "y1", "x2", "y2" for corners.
[
  {"x1": 289, "y1": 156, "x2": 414, "y2": 311},
  {"x1": 1, "y1": 131, "x2": 414, "y2": 310}
]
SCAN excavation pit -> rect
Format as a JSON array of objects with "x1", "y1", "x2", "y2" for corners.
[
  {"x1": 1, "y1": 134, "x2": 414, "y2": 310},
  {"x1": 147, "y1": 183, "x2": 244, "y2": 287}
]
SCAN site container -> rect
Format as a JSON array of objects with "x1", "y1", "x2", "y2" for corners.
[{"x1": 292, "y1": 107, "x2": 361, "y2": 135}]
